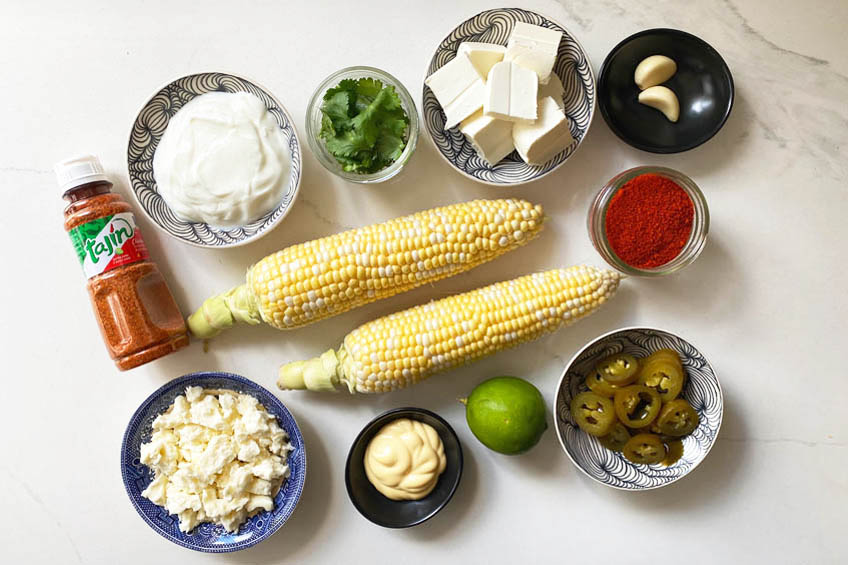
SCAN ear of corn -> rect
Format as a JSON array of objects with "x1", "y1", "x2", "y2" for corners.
[
  {"x1": 187, "y1": 199, "x2": 545, "y2": 338},
  {"x1": 278, "y1": 265, "x2": 622, "y2": 394}
]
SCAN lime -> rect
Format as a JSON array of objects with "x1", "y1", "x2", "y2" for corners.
[{"x1": 463, "y1": 376, "x2": 547, "y2": 455}]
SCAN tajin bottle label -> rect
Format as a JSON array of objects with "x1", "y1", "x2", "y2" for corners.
[{"x1": 68, "y1": 212, "x2": 150, "y2": 278}]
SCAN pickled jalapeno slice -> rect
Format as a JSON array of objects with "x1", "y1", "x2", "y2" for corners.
[
  {"x1": 570, "y1": 392, "x2": 616, "y2": 437},
  {"x1": 585, "y1": 368, "x2": 619, "y2": 398},
  {"x1": 595, "y1": 353, "x2": 640, "y2": 385},
  {"x1": 661, "y1": 439, "x2": 684, "y2": 466},
  {"x1": 637, "y1": 359, "x2": 685, "y2": 402},
  {"x1": 645, "y1": 349, "x2": 682, "y2": 366},
  {"x1": 598, "y1": 421, "x2": 631, "y2": 452},
  {"x1": 656, "y1": 399, "x2": 700, "y2": 437},
  {"x1": 614, "y1": 385, "x2": 662, "y2": 428},
  {"x1": 623, "y1": 433, "x2": 667, "y2": 465}
]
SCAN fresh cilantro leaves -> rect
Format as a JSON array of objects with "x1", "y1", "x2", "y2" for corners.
[{"x1": 319, "y1": 78, "x2": 409, "y2": 174}]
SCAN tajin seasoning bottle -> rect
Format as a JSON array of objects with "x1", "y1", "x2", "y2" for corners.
[{"x1": 56, "y1": 154, "x2": 189, "y2": 370}]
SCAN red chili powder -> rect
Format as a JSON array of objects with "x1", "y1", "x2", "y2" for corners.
[{"x1": 604, "y1": 174, "x2": 694, "y2": 269}]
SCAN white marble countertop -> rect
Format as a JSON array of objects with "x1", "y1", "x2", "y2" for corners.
[{"x1": 2, "y1": 0, "x2": 846, "y2": 563}]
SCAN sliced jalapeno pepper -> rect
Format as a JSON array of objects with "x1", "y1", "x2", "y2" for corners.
[
  {"x1": 637, "y1": 359, "x2": 685, "y2": 402},
  {"x1": 645, "y1": 348, "x2": 682, "y2": 366},
  {"x1": 614, "y1": 385, "x2": 662, "y2": 428},
  {"x1": 661, "y1": 439, "x2": 684, "y2": 466},
  {"x1": 598, "y1": 421, "x2": 631, "y2": 452},
  {"x1": 623, "y1": 433, "x2": 667, "y2": 465},
  {"x1": 571, "y1": 391, "x2": 616, "y2": 437},
  {"x1": 595, "y1": 353, "x2": 640, "y2": 385},
  {"x1": 585, "y1": 368, "x2": 619, "y2": 398},
  {"x1": 656, "y1": 399, "x2": 700, "y2": 437}
]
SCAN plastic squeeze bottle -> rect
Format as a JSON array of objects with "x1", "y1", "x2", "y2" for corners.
[{"x1": 56, "y1": 155, "x2": 189, "y2": 370}]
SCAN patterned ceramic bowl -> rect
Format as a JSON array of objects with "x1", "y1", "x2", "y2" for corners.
[
  {"x1": 554, "y1": 327, "x2": 722, "y2": 490},
  {"x1": 121, "y1": 372, "x2": 307, "y2": 552},
  {"x1": 127, "y1": 72, "x2": 303, "y2": 247},
  {"x1": 423, "y1": 8, "x2": 595, "y2": 186}
]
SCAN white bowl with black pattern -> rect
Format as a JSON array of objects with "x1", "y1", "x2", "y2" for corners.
[
  {"x1": 554, "y1": 327, "x2": 723, "y2": 490},
  {"x1": 127, "y1": 72, "x2": 302, "y2": 248},
  {"x1": 423, "y1": 8, "x2": 595, "y2": 186}
]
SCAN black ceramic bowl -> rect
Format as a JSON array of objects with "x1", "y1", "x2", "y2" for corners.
[
  {"x1": 598, "y1": 28, "x2": 734, "y2": 153},
  {"x1": 345, "y1": 407, "x2": 463, "y2": 528}
]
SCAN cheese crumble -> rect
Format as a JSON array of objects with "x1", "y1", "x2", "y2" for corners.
[{"x1": 140, "y1": 387, "x2": 292, "y2": 533}]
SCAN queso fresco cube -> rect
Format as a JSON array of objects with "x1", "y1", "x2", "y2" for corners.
[{"x1": 504, "y1": 22, "x2": 563, "y2": 85}]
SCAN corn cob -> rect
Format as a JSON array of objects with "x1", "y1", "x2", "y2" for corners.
[
  {"x1": 278, "y1": 265, "x2": 622, "y2": 393},
  {"x1": 187, "y1": 199, "x2": 544, "y2": 338}
]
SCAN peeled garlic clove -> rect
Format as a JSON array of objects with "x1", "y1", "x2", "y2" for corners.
[
  {"x1": 634, "y1": 55, "x2": 677, "y2": 90},
  {"x1": 638, "y1": 86, "x2": 680, "y2": 122}
]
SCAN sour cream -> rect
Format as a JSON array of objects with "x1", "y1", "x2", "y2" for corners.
[
  {"x1": 364, "y1": 418, "x2": 447, "y2": 501},
  {"x1": 153, "y1": 91, "x2": 291, "y2": 228}
]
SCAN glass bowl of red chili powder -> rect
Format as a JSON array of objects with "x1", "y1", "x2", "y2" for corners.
[{"x1": 588, "y1": 166, "x2": 709, "y2": 276}]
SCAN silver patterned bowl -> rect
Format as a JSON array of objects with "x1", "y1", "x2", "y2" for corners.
[
  {"x1": 127, "y1": 72, "x2": 303, "y2": 248},
  {"x1": 423, "y1": 8, "x2": 595, "y2": 186},
  {"x1": 554, "y1": 327, "x2": 723, "y2": 490}
]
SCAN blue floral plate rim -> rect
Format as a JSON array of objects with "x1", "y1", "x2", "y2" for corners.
[
  {"x1": 553, "y1": 326, "x2": 724, "y2": 491},
  {"x1": 120, "y1": 371, "x2": 307, "y2": 552}
]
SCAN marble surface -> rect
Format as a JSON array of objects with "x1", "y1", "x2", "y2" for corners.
[{"x1": 1, "y1": 0, "x2": 846, "y2": 563}]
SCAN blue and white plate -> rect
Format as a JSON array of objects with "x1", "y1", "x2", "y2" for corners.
[
  {"x1": 127, "y1": 72, "x2": 303, "y2": 248},
  {"x1": 121, "y1": 372, "x2": 307, "y2": 552},
  {"x1": 423, "y1": 8, "x2": 595, "y2": 186},
  {"x1": 554, "y1": 327, "x2": 723, "y2": 490}
]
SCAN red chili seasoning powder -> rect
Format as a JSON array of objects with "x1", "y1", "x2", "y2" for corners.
[{"x1": 604, "y1": 173, "x2": 694, "y2": 269}]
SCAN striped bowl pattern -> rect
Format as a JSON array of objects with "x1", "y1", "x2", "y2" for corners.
[
  {"x1": 121, "y1": 372, "x2": 307, "y2": 552},
  {"x1": 554, "y1": 327, "x2": 723, "y2": 490},
  {"x1": 423, "y1": 8, "x2": 595, "y2": 186},
  {"x1": 127, "y1": 72, "x2": 302, "y2": 247}
]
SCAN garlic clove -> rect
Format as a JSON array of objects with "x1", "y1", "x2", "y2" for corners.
[
  {"x1": 634, "y1": 55, "x2": 677, "y2": 90},
  {"x1": 638, "y1": 86, "x2": 680, "y2": 123}
]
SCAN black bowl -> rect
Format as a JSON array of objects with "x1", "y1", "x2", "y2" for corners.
[
  {"x1": 345, "y1": 407, "x2": 463, "y2": 528},
  {"x1": 598, "y1": 28, "x2": 734, "y2": 153}
]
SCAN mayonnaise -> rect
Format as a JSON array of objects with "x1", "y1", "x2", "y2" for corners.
[
  {"x1": 153, "y1": 91, "x2": 291, "y2": 228},
  {"x1": 364, "y1": 418, "x2": 447, "y2": 501}
]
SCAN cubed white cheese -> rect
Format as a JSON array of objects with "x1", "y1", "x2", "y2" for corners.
[
  {"x1": 425, "y1": 53, "x2": 486, "y2": 130},
  {"x1": 513, "y1": 96, "x2": 575, "y2": 165},
  {"x1": 457, "y1": 42, "x2": 506, "y2": 78},
  {"x1": 444, "y1": 80, "x2": 486, "y2": 131},
  {"x1": 504, "y1": 22, "x2": 562, "y2": 85},
  {"x1": 537, "y1": 72, "x2": 564, "y2": 108},
  {"x1": 484, "y1": 61, "x2": 537, "y2": 123},
  {"x1": 460, "y1": 109, "x2": 515, "y2": 165}
]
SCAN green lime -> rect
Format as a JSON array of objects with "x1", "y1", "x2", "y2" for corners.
[{"x1": 463, "y1": 376, "x2": 548, "y2": 455}]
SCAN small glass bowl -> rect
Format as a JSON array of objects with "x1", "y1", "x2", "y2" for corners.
[
  {"x1": 305, "y1": 66, "x2": 419, "y2": 184},
  {"x1": 588, "y1": 166, "x2": 709, "y2": 276}
]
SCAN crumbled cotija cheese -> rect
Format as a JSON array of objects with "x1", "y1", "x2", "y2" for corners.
[{"x1": 140, "y1": 387, "x2": 292, "y2": 533}]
